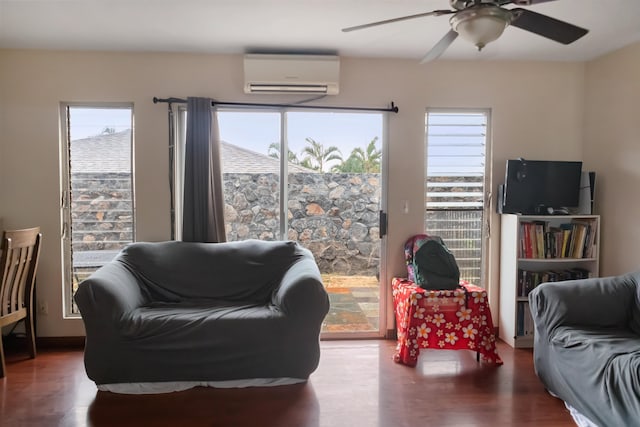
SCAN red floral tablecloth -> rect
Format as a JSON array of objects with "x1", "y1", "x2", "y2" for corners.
[{"x1": 392, "y1": 277, "x2": 503, "y2": 367}]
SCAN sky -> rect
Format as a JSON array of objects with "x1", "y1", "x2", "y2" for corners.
[
  {"x1": 68, "y1": 107, "x2": 384, "y2": 163},
  {"x1": 68, "y1": 107, "x2": 133, "y2": 140},
  {"x1": 218, "y1": 111, "x2": 383, "y2": 159},
  {"x1": 70, "y1": 107, "x2": 384, "y2": 170},
  {"x1": 68, "y1": 107, "x2": 487, "y2": 175}
]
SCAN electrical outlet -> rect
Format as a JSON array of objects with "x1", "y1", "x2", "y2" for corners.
[{"x1": 38, "y1": 300, "x2": 48, "y2": 315}]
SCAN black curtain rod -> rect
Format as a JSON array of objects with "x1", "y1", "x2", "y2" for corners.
[{"x1": 152, "y1": 97, "x2": 399, "y2": 113}]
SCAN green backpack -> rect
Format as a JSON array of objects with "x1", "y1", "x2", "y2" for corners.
[{"x1": 406, "y1": 234, "x2": 461, "y2": 291}]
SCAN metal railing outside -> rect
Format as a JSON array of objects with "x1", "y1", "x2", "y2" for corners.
[{"x1": 425, "y1": 209, "x2": 483, "y2": 284}]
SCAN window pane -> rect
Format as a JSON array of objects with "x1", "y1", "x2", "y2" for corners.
[
  {"x1": 65, "y1": 106, "x2": 134, "y2": 316},
  {"x1": 217, "y1": 111, "x2": 282, "y2": 241},
  {"x1": 425, "y1": 111, "x2": 488, "y2": 285},
  {"x1": 286, "y1": 112, "x2": 383, "y2": 334}
]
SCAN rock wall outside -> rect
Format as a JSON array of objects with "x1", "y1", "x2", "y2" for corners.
[
  {"x1": 71, "y1": 172, "x2": 382, "y2": 276},
  {"x1": 223, "y1": 172, "x2": 381, "y2": 276}
]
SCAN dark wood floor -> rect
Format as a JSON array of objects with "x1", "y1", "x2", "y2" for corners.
[{"x1": 0, "y1": 339, "x2": 575, "y2": 427}]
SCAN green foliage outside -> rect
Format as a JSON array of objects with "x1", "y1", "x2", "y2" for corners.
[{"x1": 268, "y1": 136, "x2": 381, "y2": 173}]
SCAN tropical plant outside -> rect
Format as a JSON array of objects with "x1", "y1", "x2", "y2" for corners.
[
  {"x1": 267, "y1": 136, "x2": 381, "y2": 173},
  {"x1": 333, "y1": 137, "x2": 381, "y2": 173}
]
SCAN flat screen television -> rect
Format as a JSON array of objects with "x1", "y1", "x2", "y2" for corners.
[{"x1": 500, "y1": 159, "x2": 583, "y2": 215}]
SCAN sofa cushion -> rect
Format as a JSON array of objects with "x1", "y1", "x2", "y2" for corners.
[
  {"x1": 121, "y1": 303, "x2": 284, "y2": 342},
  {"x1": 119, "y1": 239, "x2": 299, "y2": 303}
]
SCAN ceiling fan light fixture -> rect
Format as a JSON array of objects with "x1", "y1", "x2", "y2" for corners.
[{"x1": 450, "y1": 6, "x2": 512, "y2": 51}]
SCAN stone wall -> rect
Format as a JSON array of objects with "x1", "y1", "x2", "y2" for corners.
[
  {"x1": 71, "y1": 172, "x2": 382, "y2": 276},
  {"x1": 71, "y1": 173, "x2": 133, "y2": 252},
  {"x1": 70, "y1": 171, "x2": 489, "y2": 283},
  {"x1": 69, "y1": 171, "x2": 485, "y2": 280},
  {"x1": 224, "y1": 173, "x2": 381, "y2": 275}
]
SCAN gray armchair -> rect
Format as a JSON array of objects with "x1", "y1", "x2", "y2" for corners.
[
  {"x1": 75, "y1": 239, "x2": 330, "y2": 391},
  {"x1": 529, "y1": 271, "x2": 640, "y2": 427}
]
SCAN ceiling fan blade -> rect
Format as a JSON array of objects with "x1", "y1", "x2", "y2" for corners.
[
  {"x1": 420, "y1": 30, "x2": 459, "y2": 63},
  {"x1": 510, "y1": 8, "x2": 588, "y2": 44},
  {"x1": 342, "y1": 10, "x2": 453, "y2": 32}
]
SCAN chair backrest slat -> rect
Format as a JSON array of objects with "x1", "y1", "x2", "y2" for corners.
[
  {"x1": 9, "y1": 246, "x2": 31, "y2": 312},
  {"x1": 0, "y1": 228, "x2": 41, "y2": 319},
  {"x1": 5, "y1": 245, "x2": 18, "y2": 315}
]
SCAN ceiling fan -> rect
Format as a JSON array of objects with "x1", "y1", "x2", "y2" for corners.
[{"x1": 342, "y1": 0, "x2": 589, "y2": 62}]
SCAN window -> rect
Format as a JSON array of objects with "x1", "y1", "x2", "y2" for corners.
[
  {"x1": 425, "y1": 110, "x2": 490, "y2": 285},
  {"x1": 61, "y1": 105, "x2": 134, "y2": 316}
]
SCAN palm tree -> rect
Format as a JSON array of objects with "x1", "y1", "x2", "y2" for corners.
[
  {"x1": 301, "y1": 137, "x2": 343, "y2": 172},
  {"x1": 299, "y1": 158, "x2": 315, "y2": 170},
  {"x1": 333, "y1": 137, "x2": 381, "y2": 173},
  {"x1": 354, "y1": 137, "x2": 382, "y2": 173},
  {"x1": 267, "y1": 142, "x2": 300, "y2": 164},
  {"x1": 332, "y1": 155, "x2": 364, "y2": 173}
]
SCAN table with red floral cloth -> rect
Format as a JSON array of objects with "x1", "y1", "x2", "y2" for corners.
[{"x1": 392, "y1": 277, "x2": 503, "y2": 367}]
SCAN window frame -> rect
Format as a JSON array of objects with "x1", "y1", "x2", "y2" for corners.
[
  {"x1": 59, "y1": 102, "x2": 136, "y2": 318},
  {"x1": 425, "y1": 108, "x2": 492, "y2": 287}
]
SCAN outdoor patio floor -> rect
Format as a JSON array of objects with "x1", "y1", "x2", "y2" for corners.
[{"x1": 322, "y1": 275, "x2": 379, "y2": 333}]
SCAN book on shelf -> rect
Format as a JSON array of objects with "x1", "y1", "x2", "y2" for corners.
[
  {"x1": 535, "y1": 222, "x2": 545, "y2": 258},
  {"x1": 519, "y1": 222, "x2": 528, "y2": 258},
  {"x1": 571, "y1": 223, "x2": 584, "y2": 258},
  {"x1": 517, "y1": 302, "x2": 524, "y2": 336},
  {"x1": 519, "y1": 220, "x2": 547, "y2": 259},
  {"x1": 517, "y1": 301, "x2": 534, "y2": 337},
  {"x1": 517, "y1": 268, "x2": 591, "y2": 297},
  {"x1": 577, "y1": 219, "x2": 598, "y2": 258},
  {"x1": 560, "y1": 224, "x2": 572, "y2": 257},
  {"x1": 524, "y1": 302, "x2": 534, "y2": 337},
  {"x1": 518, "y1": 218, "x2": 597, "y2": 259}
]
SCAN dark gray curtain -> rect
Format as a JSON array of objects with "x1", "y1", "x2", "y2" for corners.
[{"x1": 182, "y1": 97, "x2": 226, "y2": 242}]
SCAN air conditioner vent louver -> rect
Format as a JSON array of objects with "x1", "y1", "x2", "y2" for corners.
[{"x1": 244, "y1": 54, "x2": 340, "y2": 95}]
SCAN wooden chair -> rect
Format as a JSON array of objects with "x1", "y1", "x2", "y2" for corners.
[{"x1": 0, "y1": 227, "x2": 42, "y2": 377}]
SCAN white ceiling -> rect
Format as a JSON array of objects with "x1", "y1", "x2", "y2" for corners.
[{"x1": 1, "y1": 0, "x2": 639, "y2": 62}]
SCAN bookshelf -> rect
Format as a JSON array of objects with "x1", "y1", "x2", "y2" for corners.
[{"x1": 499, "y1": 214, "x2": 600, "y2": 348}]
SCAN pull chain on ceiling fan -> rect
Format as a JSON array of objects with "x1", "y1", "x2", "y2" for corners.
[{"x1": 342, "y1": 0, "x2": 589, "y2": 62}]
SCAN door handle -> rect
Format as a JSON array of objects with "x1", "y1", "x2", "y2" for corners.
[{"x1": 379, "y1": 211, "x2": 387, "y2": 238}]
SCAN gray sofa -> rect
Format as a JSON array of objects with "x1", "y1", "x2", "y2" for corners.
[
  {"x1": 529, "y1": 271, "x2": 640, "y2": 427},
  {"x1": 75, "y1": 239, "x2": 330, "y2": 390}
]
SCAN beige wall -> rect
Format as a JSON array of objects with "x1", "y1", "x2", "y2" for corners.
[
  {"x1": 0, "y1": 49, "x2": 587, "y2": 337},
  {"x1": 584, "y1": 42, "x2": 640, "y2": 276}
]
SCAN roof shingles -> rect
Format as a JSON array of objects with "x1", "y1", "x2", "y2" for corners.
[{"x1": 71, "y1": 129, "x2": 315, "y2": 174}]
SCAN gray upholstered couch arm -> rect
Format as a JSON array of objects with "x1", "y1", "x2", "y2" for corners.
[
  {"x1": 272, "y1": 253, "x2": 329, "y2": 320},
  {"x1": 75, "y1": 259, "x2": 147, "y2": 327},
  {"x1": 529, "y1": 272, "x2": 640, "y2": 336}
]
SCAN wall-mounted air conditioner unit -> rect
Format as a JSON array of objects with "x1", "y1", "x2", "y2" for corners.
[{"x1": 243, "y1": 54, "x2": 340, "y2": 95}]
